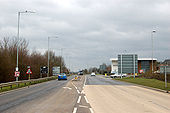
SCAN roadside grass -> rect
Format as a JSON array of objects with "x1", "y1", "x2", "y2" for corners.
[
  {"x1": 115, "y1": 77, "x2": 170, "y2": 91},
  {"x1": 0, "y1": 76, "x2": 58, "y2": 93}
]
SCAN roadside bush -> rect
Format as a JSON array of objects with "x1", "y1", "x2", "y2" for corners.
[{"x1": 141, "y1": 71, "x2": 170, "y2": 83}]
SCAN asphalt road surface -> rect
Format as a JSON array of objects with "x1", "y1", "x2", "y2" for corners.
[
  {"x1": 0, "y1": 75, "x2": 92, "y2": 113},
  {"x1": 84, "y1": 75, "x2": 170, "y2": 113},
  {"x1": 0, "y1": 75, "x2": 170, "y2": 113}
]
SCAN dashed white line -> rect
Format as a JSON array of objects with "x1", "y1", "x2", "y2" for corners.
[
  {"x1": 84, "y1": 95, "x2": 89, "y2": 103},
  {"x1": 89, "y1": 108, "x2": 94, "y2": 113},
  {"x1": 77, "y1": 96, "x2": 82, "y2": 103},
  {"x1": 73, "y1": 107, "x2": 77, "y2": 113},
  {"x1": 84, "y1": 76, "x2": 86, "y2": 87},
  {"x1": 77, "y1": 90, "x2": 80, "y2": 94}
]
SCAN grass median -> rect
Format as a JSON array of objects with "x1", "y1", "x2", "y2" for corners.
[
  {"x1": 115, "y1": 77, "x2": 170, "y2": 91},
  {"x1": 0, "y1": 76, "x2": 58, "y2": 93}
]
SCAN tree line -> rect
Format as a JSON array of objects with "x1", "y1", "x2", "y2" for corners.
[{"x1": 0, "y1": 37, "x2": 67, "y2": 83}]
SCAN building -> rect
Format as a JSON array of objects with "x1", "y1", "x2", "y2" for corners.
[
  {"x1": 99, "y1": 63, "x2": 107, "y2": 74},
  {"x1": 110, "y1": 58, "x2": 118, "y2": 73},
  {"x1": 160, "y1": 59, "x2": 170, "y2": 74},
  {"x1": 138, "y1": 58, "x2": 157, "y2": 73},
  {"x1": 110, "y1": 55, "x2": 157, "y2": 74},
  {"x1": 118, "y1": 54, "x2": 138, "y2": 74}
]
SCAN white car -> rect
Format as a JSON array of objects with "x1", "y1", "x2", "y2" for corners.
[
  {"x1": 110, "y1": 73, "x2": 127, "y2": 78},
  {"x1": 91, "y1": 72, "x2": 96, "y2": 76}
]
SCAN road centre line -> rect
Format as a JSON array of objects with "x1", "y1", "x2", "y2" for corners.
[
  {"x1": 89, "y1": 108, "x2": 94, "y2": 113},
  {"x1": 77, "y1": 96, "x2": 81, "y2": 103},
  {"x1": 84, "y1": 95, "x2": 89, "y2": 103},
  {"x1": 73, "y1": 107, "x2": 77, "y2": 113},
  {"x1": 81, "y1": 90, "x2": 84, "y2": 94},
  {"x1": 72, "y1": 82, "x2": 78, "y2": 90},
  {"x1": 77, "y1": 90, "x2": 80, "y2": 94},
  {"x1": 83, "y1": 76, "x2": 86, "y2": 89}
]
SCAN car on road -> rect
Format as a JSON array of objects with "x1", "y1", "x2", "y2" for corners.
[
  {"x1": 78, "y1": 71, "x2": 83, "y2": 75},
  {"x1": 91, "y1": 72, "x2": 96, "y2": 76},
  {"x1": 58, "y1": 73, "x2": 67, "y2": 80},
  {"x1": 110, "y1": 73, "x2": 127, "y2": 78}
]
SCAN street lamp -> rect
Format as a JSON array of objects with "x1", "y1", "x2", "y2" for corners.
[
  {"x1": 151, "y1": 30, "x2": 156, "y2": 74},
  {"x1": 47, "y1": 36, "x2": 58, "y2": 77},
  {"x1": 16, "y1": 10, "x2": 35, "y2": 81}
]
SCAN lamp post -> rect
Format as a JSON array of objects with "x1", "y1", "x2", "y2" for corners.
[
  {"x1": 47, "y1": 36, "x2": 58, "y2": 77},
  {"x1": 16, "y1": 10, "x2": 35, "y2": 81},
  {"x1": 151, "y1": 30, "x2": 156, "y2": 74}
]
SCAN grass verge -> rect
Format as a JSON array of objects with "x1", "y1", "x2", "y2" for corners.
[
  {"x1": 0, "y1": 76, "x2": 58, "y2": 93},
  {"x1": 115, "y1": 77, "x2": 170, "y2": 91}
]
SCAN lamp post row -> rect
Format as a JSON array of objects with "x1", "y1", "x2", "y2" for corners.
[
  {"x1": 15, "y1": 11, "x2": 60, "y2": 79},
  {"x1": 16, "y1": 11, "x2": 35, "y2": 81}
]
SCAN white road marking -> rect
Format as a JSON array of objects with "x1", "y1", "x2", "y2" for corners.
[
  {"x1": 63, "y1": 87, "x2": 72, "y2": 90},
  {"x1": 84, "y1": 95, "x2": 89, "y2": 103},
  {"x1": 89, "y1": 108, "x2": 94, "y2": 113},
  {"x1": 72, "y1": 82, "x2": 78, "y2": 90},
  {"x1": 84, "y1": 76, "x2": 86, "y2": 87},
  {"x1": 79, "y1": 105, "x2": 89, "y2": 108},
  {"x1": 77, "y1": 96, "x2": 82, "y2": 103},
  {"x1": 73, "y1": 107, "x2": 77, "y2": 113},
  {"x1": 81, "y1": 90, "x2": 85, "y2": 94},
  {"x1": 77, "y1": 90, "x2": 80, "y2": 94},
  {"x1": 82, "y1": 76, "x2": 86, "y2": 90}
]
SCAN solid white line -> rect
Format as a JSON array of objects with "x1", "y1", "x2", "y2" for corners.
[
  {"x1": 89, "y1": 108, "x2": 94, "y2": 113},
  {"x1": 73, "y1": 107, "x2": 77, "y2": 113},
  {"x1": 77, "y1": 96, "x2": 81, "y2": 103},
  {"x1": 84, "y1": 96, "x2": 89, "y2": 103}
]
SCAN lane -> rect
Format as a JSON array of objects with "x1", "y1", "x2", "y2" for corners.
[
  {"x1": 84, "y1": 75, "x2": 170, "y2": 113},
  {"x1": 72, "y1": 75, "x2": 92, "y2": 113},
  {"x1": 0, "y1": 76, "x2": 74, "y2": 113}
]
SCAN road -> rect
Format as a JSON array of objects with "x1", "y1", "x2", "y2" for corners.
[
  {"x1": 0, "y1": 75, "x2": 170, "y2": 113},
  {"x1": 85, "y1": 75, "x2": 170, "y2": 113}
]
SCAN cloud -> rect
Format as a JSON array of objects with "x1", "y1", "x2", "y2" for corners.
[{"x1": 0, "y1": 0, "x2": 170, "y2": 71}]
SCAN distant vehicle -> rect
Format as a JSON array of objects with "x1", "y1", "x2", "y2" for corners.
[
  {"x1": 78, "y1": 71, "x2": 83, "y2": 75},
  {"x1": 110, "y1": 73, "x2": 127, "y2": 78},
  {"x1": 58, "y1": 73, "x2": 67, "y2": 80},
  {"x1": 91, "y1": 72, "x2": 96, "y2": 76}
]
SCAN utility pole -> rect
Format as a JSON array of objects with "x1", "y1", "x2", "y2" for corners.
[
  {"x1": 47, "y1": 36, "x2": 58, "y2": 77},
  {"x1": 16, "y1": 11, "x2": 35, "y2": 81},
  {"x1": 151, "y1": 30, "x2": 156, "y2": 74}
]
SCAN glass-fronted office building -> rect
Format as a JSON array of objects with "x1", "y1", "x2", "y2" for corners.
[{"x1": 118, "y1": 54, "x2": 138, "y2": 74}]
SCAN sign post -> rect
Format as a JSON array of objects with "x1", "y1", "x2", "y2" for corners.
[
  {"x1": 165, "y1": 65, "x2": 168, "y2": 89},
  {"x1": 26, "y1": 66, "x2": 32, "y2": 80}
]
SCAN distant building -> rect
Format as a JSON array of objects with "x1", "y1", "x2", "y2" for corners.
[
  {"x1": 160, "y1": 59, "x2": 170, "y2": 74},
  {"x1": 110, "y1": 58, "x2": 118, "y2": 73},
  {"x1": 110, "y1": 55, "x2": 157, "y2": 74},
  {"x1": 99, "y1": 63, "x2": 108, "y2": 74},
  {"x1": 162, "y1": 59, "x2": 170, "y2": 65},
  {"x1": 118, "y1": 54, "x2": 138, "y2": 74},
  {"x1": 138, "y1": 58, "x2": 157, "y2": 73}
]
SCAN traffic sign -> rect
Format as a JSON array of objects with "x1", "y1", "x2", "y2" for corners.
[
  {"x1": 15, "y1": 71, "x2": 20, "y2": 77},
  {"x1": 26, "y1": 68, "x2": 32, "y2": 74},
  {"x1": 40, "y1": 66, "x2": 48, "y2": 74}
]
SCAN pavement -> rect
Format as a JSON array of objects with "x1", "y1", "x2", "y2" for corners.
[
  {"x1": 84, "y1": 75, "x2": 170, "y2": 113},
  {"x1": 0, "y1": 75, "x2": 170, "y2": 113}
]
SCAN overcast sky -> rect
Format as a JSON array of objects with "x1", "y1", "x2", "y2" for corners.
[{"x1": 0, "y1": 0, "x2": 170, "y2": 71}]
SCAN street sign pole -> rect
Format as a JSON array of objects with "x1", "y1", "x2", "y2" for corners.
[
  {"x1": 165, "y1": 66, "x2": 167, "y2": 89},
  {"x1": 29, "y1": 74, "x2": 30, "y2": 80}
]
